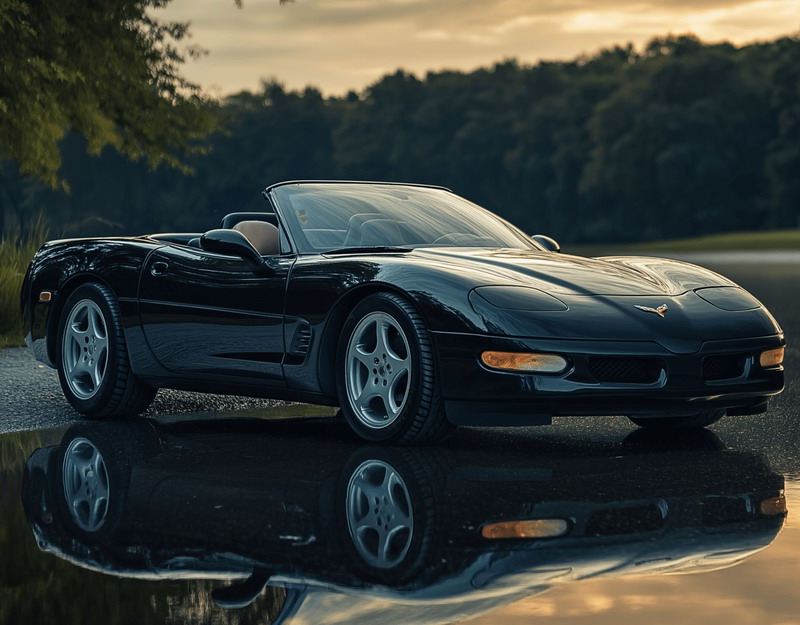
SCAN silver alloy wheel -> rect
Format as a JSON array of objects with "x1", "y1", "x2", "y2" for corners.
[
  {"x1": 345, "y1": 311, "x2": 412, "y2": 429},
  {"x1": 62, "y1": 299, "x2": 109, "y2": 400},
  {"x1": 346, "y1": 459, "x2": 414, "y2": 569},
  {"x1": 62, "y1": 437, "x2": 110, "y2": 532}
]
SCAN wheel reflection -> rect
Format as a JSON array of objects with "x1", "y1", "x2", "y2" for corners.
[{"x1": 346, "y1": 459, "x2": 414, "y2": 569}]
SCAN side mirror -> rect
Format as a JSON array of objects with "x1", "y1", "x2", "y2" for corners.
[
  {"x1": 200, "y1": 229, "x2": 271, "y2": 274},
  {"x1": 531, "y1": 234, "x2": 561, "y2": 253},
  {"x1": 211, "y1": 567, "x2": 272, "y2": 609}
]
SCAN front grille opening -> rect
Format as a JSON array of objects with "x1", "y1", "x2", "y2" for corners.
[
  {"x1": 702, "y1": 496, "x2": 751, "y2": 527},
  {"x1": 585, "y1": 504, "x2": 666, "y2": 536},
  {"x1": 586, "y1": 357, "x2": 662, "y2": 384},
  {"x1": 703, "y1": 355, "x2": 746, "y2": 381}
]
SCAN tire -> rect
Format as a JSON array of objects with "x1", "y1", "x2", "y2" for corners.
[
  {"x1": 336, "y1": 292, "x2": 455, "y2": 445},
  {"x1": 56, "y1": 283, "x2": 157, "y2": 418},
  {"x1": 336, "y1": 446, "x2": 445, "y2": 585},
  {"x1": 627, "y1": 409, "x2": 725, "y2": 430},
  {"x1": 50, "y1": 422, "x2": 161, "y2": 544}
]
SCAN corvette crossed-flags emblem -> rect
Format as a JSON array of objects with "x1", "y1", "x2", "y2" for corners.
[{"x1": 634, "y1": 304, "x2": 669, "y2": 317}]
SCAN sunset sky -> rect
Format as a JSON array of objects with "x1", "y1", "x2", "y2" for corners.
[{"x1": 162, "y1": 0, "x2": 800, "y2": 96}]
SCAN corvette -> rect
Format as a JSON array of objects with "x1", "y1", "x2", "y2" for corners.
[{"x1": 21, "y1": 181, "x2": 785, "y2": 443}]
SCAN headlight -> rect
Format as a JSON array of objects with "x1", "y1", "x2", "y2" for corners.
[
  {"x1": 471, "y1": 286, "x2": 568, "y2": 311},
  {"x1": 695, "y1": 287, "x2": 762, "y2": 311}
]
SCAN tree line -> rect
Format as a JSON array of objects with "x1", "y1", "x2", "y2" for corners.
[{"x1": 2, "y1": 32, "x2": 799, "y2": 244}]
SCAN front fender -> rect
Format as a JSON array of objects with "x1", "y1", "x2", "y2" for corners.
[{"x1": 285, "y1": 255, "x2": 491, "y2": 336}]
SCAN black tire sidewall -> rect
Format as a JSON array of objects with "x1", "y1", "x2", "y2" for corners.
[
  {"x1": 56, "y1": 284, "x2": 125, "y2": 415},
  {"x1": 48, "y1": 422, "x2": 161, "y2": 544},
  {"x1": 336, "y1": 294, "x2": 429, "y2": 443},
  {"x1": 49, "y1": 428, "x2": 130, "y2": 544},
  {"x1": 335, "y1": 446, "x2": 442, "y2": 586}
]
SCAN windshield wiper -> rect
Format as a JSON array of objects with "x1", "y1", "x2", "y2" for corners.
[{"x1": 322, "y1": 246, "x2": 412, "y2": 255}]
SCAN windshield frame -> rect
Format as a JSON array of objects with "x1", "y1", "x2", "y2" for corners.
[{"x1": 266, "y1": 181, "x2": 542, "y2": 255}]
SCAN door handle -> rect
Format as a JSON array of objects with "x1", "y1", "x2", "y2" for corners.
[{"x1": 150, "y1": 262, "x2": 169, "y2": 276}]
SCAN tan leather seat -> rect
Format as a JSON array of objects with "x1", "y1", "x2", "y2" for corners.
[{"x1": 233, "y1": 220, "x2": 280, "y2": 255}]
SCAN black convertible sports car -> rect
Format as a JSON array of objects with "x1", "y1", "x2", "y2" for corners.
[{"x1": 21, "y1": 181, "x2": 785, "y2": 443}]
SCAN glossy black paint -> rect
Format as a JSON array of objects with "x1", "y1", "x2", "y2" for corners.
[
  {"x1": 200, "y1": 228, "x2": 266, "y2": 267},
  {"x1": 21, "y1": 237, "x2": 158, "y2": 368},
  {"x1": 139, "y1": 244, "x2": 290, "y2": 382},
  {"x1": 22, "y1": 420, "x2": 786, "y2": 621},
  {"x1": 20, "y1": 182, "x2": 785, "y2": 424}
]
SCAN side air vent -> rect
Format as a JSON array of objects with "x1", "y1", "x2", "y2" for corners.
[{"x1": 290, "y1": 325, "x2": 312, "y2": 355}]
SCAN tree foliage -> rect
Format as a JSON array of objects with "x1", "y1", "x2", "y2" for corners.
[
  {"x1": 0, "y1": 0, "x2": 215, "y2": 188},
  {"x1": 3, "y1": 32, "x2": 800, "y2": 244}
]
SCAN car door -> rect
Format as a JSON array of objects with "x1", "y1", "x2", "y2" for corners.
[{"x1": 138, "y1": 243, "x2": 293, "y2": 383}]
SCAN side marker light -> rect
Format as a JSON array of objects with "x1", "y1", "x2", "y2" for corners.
[
  {"x1": 481, "y1": 519, "x2": 570, "y2": 539},
  {"x1": 760, "y1": 495, "x2": 787, "y2": 516},
  {"x1": 481, "y1": 351, "x2": 568, "y2": 373}
]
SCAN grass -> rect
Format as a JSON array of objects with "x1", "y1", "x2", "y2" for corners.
[
  {"x1": 0, "y1": 219, "x2": 48, "y2": 347},
  {"x1": 0, "y1": 430, "x2": 43, "y2": 471},
  {"x1": 565, "y1": 228, "x2": 800, "y2": 257}
]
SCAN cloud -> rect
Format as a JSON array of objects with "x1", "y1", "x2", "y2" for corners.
[{"x1": 162, "y1": 0, "x2": 800, "y2": 94}]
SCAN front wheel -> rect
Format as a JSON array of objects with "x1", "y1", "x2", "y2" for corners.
[
  {"x1": 336, "y1": 447, "x2": 445, "y2": 585},
  {"x1": 56, "y1": 283, "x2": 156, "y2": 417},
  {"x1": 336, "y1": 293, "x2": 454, "y2": 445},
  {"x1": 627, "y1": 409, "x2": 725, "y2": 430}
]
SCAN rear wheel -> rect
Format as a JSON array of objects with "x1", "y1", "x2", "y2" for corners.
[
  {"x1": 50, "y1": 422, "x2": 161, "y2": 543},
  {"x1": 337, "y1": 293, "x2": 454, "y2": 444},
  {"x1": 56, "y1": 283, "x2": 156, "y2": 417},
  {"x1": 627, "y1": 409, "x2": 725, "y2": 430},
  {"x1": 61, "y1": 437, "x2": 112, "y2": 534}
]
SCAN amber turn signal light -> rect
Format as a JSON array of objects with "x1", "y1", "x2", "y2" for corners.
[
  {"x1": 481, "y1": 351, "x2": 568, "y2": 373},
  {"x1": 759, "y1": 347, "x2": 784, "y2": 369},
  {"x1": 38, "y1": 291, "x2": 53, "y2": 303},
  {"x1": 481, "y1": 519, "x2": 570, "y2": 540},
  {"x1": 760, "y1": 494, "x2": 787, "y2": 516}
]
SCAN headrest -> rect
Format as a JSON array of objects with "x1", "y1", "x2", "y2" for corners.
[
  {"x1": 233, "y1": 220, "x2": 280, "y2": 255},
  {"x1": 342, "y1": 212, "x2": 384, "y2": 246},
  {"x1": 221, "y1": 212, "x2": 278, "y2": 229}
]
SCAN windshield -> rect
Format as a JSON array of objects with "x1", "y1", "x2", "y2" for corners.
[{"x1": 270, "y1": 183, "x2": 538, "y2": 253}]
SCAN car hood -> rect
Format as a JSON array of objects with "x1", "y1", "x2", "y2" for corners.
[{"x1": 410, "y1": 248, "x2": 735, "y2": 296}]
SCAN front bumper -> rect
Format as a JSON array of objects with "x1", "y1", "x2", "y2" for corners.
[{"x1": 433, "y1": 332, "x2": 785, "y2": 425}]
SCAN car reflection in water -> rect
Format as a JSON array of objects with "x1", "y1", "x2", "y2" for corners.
[{"x1": 22, "y1": 418, "x2": 787, "y2": 625}]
